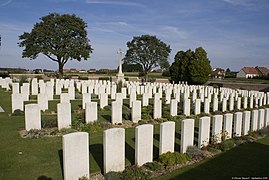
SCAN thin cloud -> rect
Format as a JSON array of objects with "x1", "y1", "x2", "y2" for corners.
[
  {"x1": 223, "y1": 0, "x2": 257, "y2": 6},
  {"x1": 1, "y1": 0, "x2": 12, "y2": 7},
  {"x1": 86, "y1": 0, "x2": 144, "y2": 7}
]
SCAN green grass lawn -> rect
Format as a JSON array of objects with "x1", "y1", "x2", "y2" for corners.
[{"x1": 158, "y1": 136, "x2": 269, "y2": 180}]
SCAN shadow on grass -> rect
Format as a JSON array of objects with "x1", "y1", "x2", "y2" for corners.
[
  {"x1": 125, "y1": 142, "x2": 135, "y2": 165},
  {"x1": 163, "y1": 140, "x2": 269, "y2": 180},
  {"x1": 153, "y1": 144, "x2": 159, "y2": 160},
  {"x1": 58, "y1": 150, "x2": 64, "y2": 178},
  {"x1": 90, "y1": 143, "x2": 103, "y2": 173},
  {"x1": 101, "y1": 115, "x2": 110, "y2": 122},
  {"x1": 37, "y1": 175, "x2": 53, "y2": 180},
  {"x1": 175, "y1": 131, "x2": 181, "y2": 152}
]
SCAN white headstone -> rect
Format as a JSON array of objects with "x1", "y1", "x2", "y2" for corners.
[
  {"x1": 258, "y1": 109, "x2": 265, "y2": 129},
  {"x1": 198, "y1": 116, "x2": 210, "y2": 148},
  {"x1": 85, "y1": 102, "x2": 98, "y2": 123},
  {"x1": 234, "y1": 112, "x2": 242, "y2": 137},
  {"x1": 236, "y1": 97, "x2": 241, "y2": 110},
  {"x1": 213, "y1": 98, "x2": 218, "y2": 112},
  {"x1": 180, "y1": 119, "x2": 194, "y2": 153},
  {"x1": 12, "y1": 93, "x2": 24, "y2": 112},
  {"x1": 242, "y1": 111, "x2": 250, "y2": 135},
  {"x1": 112, "y1": 101, "x2": 122, "y2": 124},
  {"x1": 31, "y1": 78, "x2": 38, "y2": 95},
  {"x1": 170, "y1": 99, "x2": 178, "y2": 116},
  {"x1": 222, "y1": 98, "x2": 227, "y2": 112},
  {"x1": 82, "y1": 93, "x2": 91, "y2": 109},
  {"x1": 25, "y1": 104, "x2": 41, "y2": 131},
  {"x1": 212, "y1": 115, "x2": 223, "y2": 143},
  {"x1": 265, "y1": 108, "x2": 269, "y2": 127},
  {"x1": 103, "y1": 128, "x2": 125, "y2": 173},
  {"x1": 100, "y1": 93, "x2": 108, "y2": 109},
  {"x1": 243, "y1": 97, "x2": 248, "y2": 109},
  {"x1": 251, "y1": 110, "x2": 258, "y2": 131},
  {"x1": 142, "y1": 93, "x2": 149, "y2": 107},
  {"x1": 153, "y1": 99, "x2": 162, "y2": 119},
  {"x1": 37, "y1": 93, "x2": 48, "y2": 112},
  {"x1": 57, "y1": 102, "x2": 71, "y2": 130},
  {"x1": 204, "y1": 98, "x2": 210, "y2": 114},
  {"x1": 63, "y1": 132, "x2": 89, "y2": 180},
  {"x1": 60, "y1": 93, "x2": 70, "y2": 103},
  {"x1": 160, "y1": 121, "x2": 175, "y2": 155},
  {"x1": 223, "y1": 113, "x2": 233, "y2": 139},
  {"x1": 68, "y1": 86, "x2": 75, "y2": 100},
  {"x1": 132, "y1": 100, "x2": 141, "y2": 123},
  {"x1": 183, "y1": 99, "x2": 191, "y2": 116},
  {"x1": 135, "y1": 124, "x2": 153, "y2": 166},
  {"x1": 12, "y1": 83, "x2": 20, "y2": 94},
  {"x1": 194, "y1": 99, "x2": 201, "y2": 115}
]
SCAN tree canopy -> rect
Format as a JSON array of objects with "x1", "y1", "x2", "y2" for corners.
[
  {"x1": 122, "y1": 63, "x2": 143, "y2": 72},
  {"x1": 170, "y1": 47, "x2": 211, "y2": 85},
  {"x1": 123, "y1": 34, "x2": 171, "y2": 80},
  {"x1": 18, "y1": 13, "x2": 93, "y2": 77}
]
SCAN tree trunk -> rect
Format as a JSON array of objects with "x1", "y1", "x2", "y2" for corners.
[{"x1": 58, "y1": 62, "x2": 64, "y2": 78}]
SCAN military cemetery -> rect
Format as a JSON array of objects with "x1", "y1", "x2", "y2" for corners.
[
  {"x1": 1, "y1": 1, "x2": 269, "y2": 180},
  {"x1": 1, "y1": 73, "x2": 269, "y2": 179}
]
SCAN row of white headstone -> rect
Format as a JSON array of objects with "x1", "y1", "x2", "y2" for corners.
[
  {"x1": 62, "y1": 108, "x2": 269, "y2": 179},
  {"x1": 4, "y1": 77, "x2": 268, "y2": 130},
  {"x1": 9, "y1": 79, "x2": 269, "y2": 114},
  {"x1": 23, "y1": 90, "x2": 269, "y2": 131},
  {"x1": 24, "y1": 101, "x2": 98, "y2": 131}
]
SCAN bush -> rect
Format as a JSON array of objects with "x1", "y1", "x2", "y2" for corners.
[
  {"x1": 99, "y1": 77, "x2": 110, "y2": 81},
  {"x1": 78, "y1": 76, "x2": 88, "y2": 80},
  {"x1": 12, "y1": 109, "x2": 24, "y2": 116},
  {"x1": 142, "y1": 112, "x2": 152, "y2": 120},
  {"x1": 142, "y1": 105, "x2": 153, "y2": 120},
  {"x1": 144, "y1": 162, "x2": 163, "y2": 171},
  {"x1": 158, "y1": 152, "x2": 188, "y2": 168},
  {"x1": 105, "y1": 171, "x2": 123, "y2": 180},
  {"x1": 42, "y1": 117, "x2": 57, "y2": 128},
  {"x1": 121, "y1": 166, "x2": 151, "y2": 180},
  {"x1": 220, "y1": 139, "x2": 235, "y2": 151},
  {"x1": 105, "y1": 166, "x2": 151, "y2": 180},
  {"x1": 60, "y1": 128, "x2": 77, "y2": 135},
  {"x1": 159, "y1": 152, "x2": 176, "y2": 167},
  {"x1": 80, "y1": 122, "x2": 103, "y2": 133},
  {"x1": 186, "y1": 146, "x2": 206, "y2": 160}
]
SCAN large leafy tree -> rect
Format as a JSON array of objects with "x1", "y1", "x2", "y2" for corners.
[
  {"x1": 18, "y1": 13, "x2": 93, "y2": 77},
  {"x1": 170, "y1": 47, "x2": 211, "y2": 85},
  {"x1": 124, "y1": 35, "x2": 171, "y2": 80}
]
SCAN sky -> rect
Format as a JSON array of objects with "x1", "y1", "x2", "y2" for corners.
[{"x1": 0, "y1": 0, "x2": 269, "y2": 71}]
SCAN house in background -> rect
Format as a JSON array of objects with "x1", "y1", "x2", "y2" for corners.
[
  {"x1": 212, "y1": 68, "x2": 225, "y2": 79},
  {"x1": 237, "y1": 66, "x2": 269, "y2": 78},
  {"x1": 255, "y1": 66, "x2": 269, "y2": 77}
]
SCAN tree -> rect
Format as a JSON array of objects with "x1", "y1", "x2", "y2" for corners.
[
  {"x1": 170, "y1": 47, "x2": 211, "y2": 85},
  {"x1": 18, "y1": 13, "x2": 93, "y2": 77},
  {"x1": 124, "y1": 34, "x2": 171, "y2": 81},
  {"x1": 122, "y1": 63, "x2": 143, "y2": 72}
]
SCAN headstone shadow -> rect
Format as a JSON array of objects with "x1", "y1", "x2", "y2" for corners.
[
  {"x1": 125, "y1": 142, "x2": 135, "y2": 165},
  {"x1": 90, "y1": 143, "x2": 103, "y2": 173}
]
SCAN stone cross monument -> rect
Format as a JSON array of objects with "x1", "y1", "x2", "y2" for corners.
[{"x1": 116, "y1": 48, "x2": 125, "y2": 83}]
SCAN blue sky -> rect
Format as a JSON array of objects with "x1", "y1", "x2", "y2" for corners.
[{"x1": 0, "y1": 0, "x2": 269, "y2": 71}]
